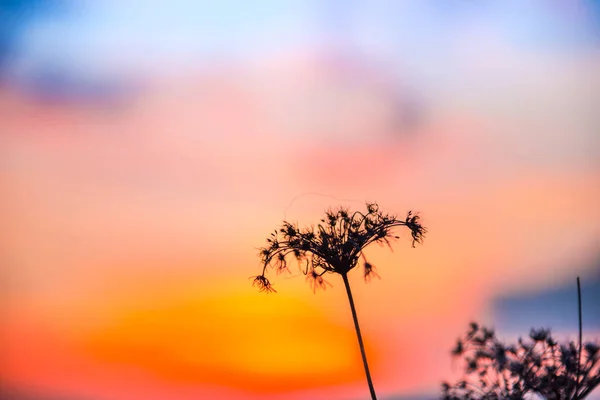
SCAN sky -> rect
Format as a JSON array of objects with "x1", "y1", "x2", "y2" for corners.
[{"x1": 1, "y1": 1, "x2": 600, "y2": 399}]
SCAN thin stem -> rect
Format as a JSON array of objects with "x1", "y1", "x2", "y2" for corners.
[
  {"x1": 575, "y1": 276, "x2": 583, "y2": 400},
  {"x1": 341, "y1": 272, "x2": 377, "y2": 400}
]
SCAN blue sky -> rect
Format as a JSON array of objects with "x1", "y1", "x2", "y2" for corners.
[{"x1": 5, "y1": 0, "x2": 600, "y2": 83}]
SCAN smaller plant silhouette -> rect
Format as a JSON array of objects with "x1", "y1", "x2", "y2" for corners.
[
  {"x1": 441, "y1": 322, "x2": 600, "y2": 400},
  {"x1": 252, "y1": 202, "x2": 426, "y2": 400}
]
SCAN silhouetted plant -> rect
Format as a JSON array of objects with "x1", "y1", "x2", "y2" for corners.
[
  {"x1": 441, "y1": 322, "x2": 600, "y2": 400},
  {"x1": 252, "y1": 202, "x2": 426, "y2": 400}
]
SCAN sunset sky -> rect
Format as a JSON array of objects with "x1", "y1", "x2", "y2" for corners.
[{"x1": 2, "y1": 1, "x2": 600, "y2": 399}]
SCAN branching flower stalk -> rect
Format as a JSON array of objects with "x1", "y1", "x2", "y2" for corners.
[
  {"x1": 442, "y1": 323, "x2": 600, "y2": 400},
  {"x1": 251, "y1": 202, "x2": 426, "y2": 400}
]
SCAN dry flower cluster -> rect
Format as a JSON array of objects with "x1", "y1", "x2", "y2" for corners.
[
  {"x1": 442, "y1": 322, "x2": 600, "y2": 400},
  {"x1": 252, "y1": 202, "x2": 426, "y2": 400},
  {"x1": 252, "y1": 202, "x2": 425, "y2": 294}
]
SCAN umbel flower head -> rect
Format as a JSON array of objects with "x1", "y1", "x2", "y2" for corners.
[
  {"x1": 251, "y1": 202, "x2": 426, "y2": 294},
  {"x1": 251, "y1": 201, "x2": 427, "y2": 400}
]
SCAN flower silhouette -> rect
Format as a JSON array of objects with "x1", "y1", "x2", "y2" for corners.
[
  {"x1": 251, "y1": 275, "x2": 276, "y2": 294},
  {"x1": 305, "y1": 267, "x2": 333, "y2": 293},
  {"x1": 442, "y1": 323, "x2": 600, "y2": 400},
  {"x1": 254, "y1": 202, "x2": 425, "y2": 287},
  {"x1": 252, "y1": 202, "x2": 426, "y2": 400}
]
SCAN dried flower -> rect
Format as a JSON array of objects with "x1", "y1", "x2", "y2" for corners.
[
  {"x1": 250, "y1": 275, "x2": 276, "y2": 294},
  {"x1": 530, "y1": 328, "x2": 550, "y2": 342},
  {"x1": 305, "y1": 267, "x2": 333, "y2": 293},
  {"x1": 585, "y1": 342, "x2": 599, "y2": 357},
  {"x1": 443, "y1": 323, "x2": 600, "y2": 399},
  {"x1": 363, "y1": 261, "x2": 381, "y2": 283},
  {"x1": 254, "y1": 202, "x2": 426, "y2": 294},
  {"x1": 252, "y1": 202, "x2": 427, "y2": 400},
  {"x1": 452, "y1": 339, "x2": 464, "y2": 356}
]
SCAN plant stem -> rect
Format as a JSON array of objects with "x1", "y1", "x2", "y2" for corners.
[
  {"x1": 575, "y1": 276, "x2": 583, "y2": 400},
  {"x1": 341, "y1": 272, "x2": 377, "y2": 400}
]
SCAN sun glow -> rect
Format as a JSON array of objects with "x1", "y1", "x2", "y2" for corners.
[{"x1": 79, "y1": 285, "x2": 365, "y2": 393}]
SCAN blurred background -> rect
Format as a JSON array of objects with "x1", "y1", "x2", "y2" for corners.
[{"x1": 1, "y1": 1, "x2": 599, "y2": 399}]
